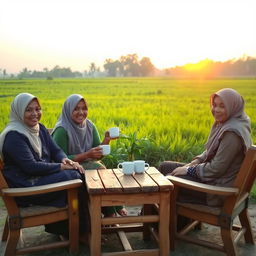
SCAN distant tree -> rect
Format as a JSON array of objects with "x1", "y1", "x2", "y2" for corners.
[
  {"x1": 18, "y1": 67, "x2": 31, "y2": 79},
  {"x1": 166, "y1": 56, "x2": 256, "y2": 78},
  {"x1": 49, "y1": 66, "x2": 75, "y2": 78},
  {"x1": 1, "y1": 69, "x2": 7, "y2": 78},
  {"x1": 89, "y1": 62, "x2": 96, "y2": 77},
  {"x1": 43, "y1": 67, "x2": 49, "y2": 77},
  {"x1": 104, "y1": 59, "x2": 122, "y2": 77},
  {"x1": 120, "y1": 54, "x2": 140, "y2": 76},
  {"x1": 83, "y1": 70, "x2": 88, "y2": 77},
  {"x1": 139, "y1": 57, "x2": 155, "y2": 76}
]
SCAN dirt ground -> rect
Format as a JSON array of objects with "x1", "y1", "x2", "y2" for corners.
[{"x1": 0, "y1": 202, "x2": 256, "y2": 256}]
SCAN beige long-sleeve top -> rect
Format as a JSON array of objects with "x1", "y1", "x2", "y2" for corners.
[{"x1": 195, "y1": 131, "x2": 244, "y2": 206}]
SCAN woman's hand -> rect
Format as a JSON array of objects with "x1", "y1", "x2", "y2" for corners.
[
  {"x1": 185, "y1": 159, "x2": 200, "y2": 167},
  {"x1": 102, "y1": 130, "x2": 119, "y2": 145},
  {"x1": 170, "y1": 166, "x2": 187, "y2": 176},
  {"x1": 86, "y1": 146, "x2": 103, "y2": 159},
  {"x1": 62, "y1": 158, "x2": 74, "y2": 166},
  {"x1": 101, "y1": 131, "x2": 111, "y2": 144},
  {"x1": 61, "y1": 158, "x2": 85, "y2": 174}
]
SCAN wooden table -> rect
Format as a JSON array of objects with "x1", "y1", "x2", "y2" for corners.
[{"x1": 84, "y1": 167, "x2": 173, "y2": 256}]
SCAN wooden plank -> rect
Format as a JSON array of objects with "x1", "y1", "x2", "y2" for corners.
[
  {"x1": 113, "y1": 169, "x2": 141, "y2": 193},
  {"x1": 133, "y1": 173, "x2": 159, "y2": 192},
  {"x1": 84, "y1": 169, "x2": 105, "y2": 194},
  {"x1": 148, "y1": 173, "x2": 173, "y2": 191},
  {"x1": 158, "y1": 191, "x2": 170, "y2": 256},
  {"x1": 101, "y1": 193, "x2": 160, "y2": 206},
  {"x1": 116, "y1": 224, "x2": 133, "y2": 251},
  {"x1": 101, "y1": 215, "x2": 159, "y2": 225},
  {"x1": 145, "y1": 166, "x2": 159, "y2": 174},
  {"x1": 145, "y1": 166, "x2": 173, "y2": 191},
  {"x1": 98, "y1": 169, "x2": 123, "y2": 193},
  {"x1": 89, "y1": 196, "x2": 102, "y2": 256}
]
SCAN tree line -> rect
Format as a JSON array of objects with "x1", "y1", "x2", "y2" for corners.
[
  {"x1": 0, "y1": 54, "x2": 255, "y2": 79},
  {"x1": 164, "y1": 56, "x2": 256, "y2": 78},
  {"x1": 0, "y1": 54, "x2": 155, "y2": 79}
]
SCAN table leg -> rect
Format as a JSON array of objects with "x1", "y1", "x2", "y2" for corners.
[
  {"x1": 159, "y1": 191, "x2": 170, "y2": 256},
  {"x1": 89, "y1": 195, "x2": 102, "y2": 256}
]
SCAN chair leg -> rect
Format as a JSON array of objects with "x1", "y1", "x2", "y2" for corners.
[
  {"x1": 239, "y1": 208, "x2": 255, "y2": 244},
  {"x1": 221, "y1": 227, "x2": 237, "y2": 256},
  {"x1": 4, "y1": 229, "x2": 20, "y2": 256},
  {"x1": 68, "y1": 189, "x2": 79, "y2": 253},
  {"x1": 143, "y1": 204, "x2": 153, "y2": 240},
  {"x1": 1, "y1": 217, "x2": 9, "y2": 241}
]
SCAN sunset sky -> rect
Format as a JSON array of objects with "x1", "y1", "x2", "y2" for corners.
[{"x1": 1, "y1": 0, "x2": 255, "y2": 73}]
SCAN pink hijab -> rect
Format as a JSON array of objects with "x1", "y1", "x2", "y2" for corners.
[{"x1": 205, "y1": 88, "x2": 252, "y2": 161}]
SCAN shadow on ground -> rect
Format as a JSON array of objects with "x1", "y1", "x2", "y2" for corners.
[{"x1": 0, "y1": 203, "x2": 256, "y2": 255}]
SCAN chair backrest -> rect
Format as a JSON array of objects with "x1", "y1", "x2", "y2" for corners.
[
  {"x1": 0, "y1": 128, "x2": 54, "y2": 214},
  {"x1": 223, "y1": 145, "x2": 256, "y2": 212},
  {"x1": 0, "y1": 159, "x2": 20, "y2": 214},
  {"x1": 0, "y1": 159, "x2": 8, "y2": 191},
  {"x1": 234, "y1": 145, "x2": 256, "y2": 196}
]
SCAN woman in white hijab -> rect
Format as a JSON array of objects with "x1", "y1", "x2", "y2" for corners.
[
  {"x1": 159, "y1": 88, "x2": 252, "y2": 207},
  {"x1": 0, "y1": 93, "x2": 88, "y2": 238}
]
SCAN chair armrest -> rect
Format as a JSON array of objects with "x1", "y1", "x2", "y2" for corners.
[
  {"x1": 2, "y1": 179, "x2": 82, "y2": 197},
  {"x1": 167, "y1": 176, "x2": 238, "y2": 196}
]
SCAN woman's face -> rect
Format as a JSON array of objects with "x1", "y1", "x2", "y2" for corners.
[
  {"x1": 71, "y1": 99, "x2": 88, "y2": 124},
  {"x1": 23, "y1": 99, "x2": 42, "y2": 127},
  {"x1": 211, "y1": 95, "x2": 228, "y2": 123}
]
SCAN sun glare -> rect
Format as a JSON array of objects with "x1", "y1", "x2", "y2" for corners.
[
  {"x1": 184, "y1": 59, "x2": 212, "y2": 72},
  {"x1": 0, "y1": 0, "x2": 256, "y2": 73}
]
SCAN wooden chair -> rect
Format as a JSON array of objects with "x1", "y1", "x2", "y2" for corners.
[
  {"x1": 0, "y1": 159, "x2": 82, "y2": 255},
  {"x1": 167, "y1": 145, "x2": 256, "y2": 256}
]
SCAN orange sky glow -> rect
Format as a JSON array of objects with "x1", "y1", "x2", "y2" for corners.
[{"x1": 0, "y1": 0, "x2": 255, "y2": 73}]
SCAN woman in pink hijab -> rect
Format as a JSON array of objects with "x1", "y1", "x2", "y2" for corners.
[{"x1": 159, "y1": 88, "x2": 252, "y2": 207}]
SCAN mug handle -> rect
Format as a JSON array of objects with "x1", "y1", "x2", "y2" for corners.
[
  {"x1": 117, "y1": 163, "x2": 122, "y2": 171},
  {"x1": 145, "y1": 163, "x2": 150, "y2": 171}
]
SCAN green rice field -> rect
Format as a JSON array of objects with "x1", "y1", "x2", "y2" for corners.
[{"x1": 0, "y1": 78, "x2": 255, "y2": 170}]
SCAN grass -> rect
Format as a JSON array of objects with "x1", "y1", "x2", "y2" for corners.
[
  {"x1": 251, "y1": 185, "x2": 256, "y2": 199},
  {"x1": 0, "y1": 77, "x2": 255, "y2": 194}
]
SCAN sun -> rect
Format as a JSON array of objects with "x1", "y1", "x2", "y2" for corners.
[{"x1": 184, "y1": 59, "x2": 212, "y2": 72}]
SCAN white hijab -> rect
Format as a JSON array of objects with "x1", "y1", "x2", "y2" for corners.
[{"x1": 0, "y1": 93, "x2": 42, "y2": 160}]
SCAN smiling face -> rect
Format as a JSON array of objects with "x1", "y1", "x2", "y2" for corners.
[
  {"x1": 211, "y1": 95, "x2": 228, "y2": 123},
  {"x1": 71, "y1": 99, "x2": 88, "y2": 125},
  {"x1": 23, "y1": 99, "x2": 42, "y2": 127}
]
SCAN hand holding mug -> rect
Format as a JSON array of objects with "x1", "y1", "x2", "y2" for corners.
[
  {"x1": 87, "y1": 147, "x2": 103, "y2": 159},
  {"x1": 108, "y1": 127, "x2": 120, "y2": 139},
  {"x1": 99, "y1": 144, "x2": 111, "y2": 156}
]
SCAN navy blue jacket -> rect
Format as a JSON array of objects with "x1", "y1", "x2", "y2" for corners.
[
  {"x1": 2, "y1": 123, "x2": 67, "y2": 189},
  {"x1": 2, "y1": 123, "x2": 84, "y2": 207}
]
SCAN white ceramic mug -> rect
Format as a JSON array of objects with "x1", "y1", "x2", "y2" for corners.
[
  {"x1": 109, "y1": 127, "x2": 120, "y2": 138},
  {"x1": 117, "y1": 161, "x2": 134, "y2": 175},
  {"x1": 99, "y1": 144, "x2": 111, "y2": 155},
  {"x1": 134, "y1": 160, "x2": 150, "y2": 173}
]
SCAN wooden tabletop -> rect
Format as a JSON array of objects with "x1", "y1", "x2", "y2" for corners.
[{"x1": 84, "y1": 167, "x2": 173, "y2": 194}]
